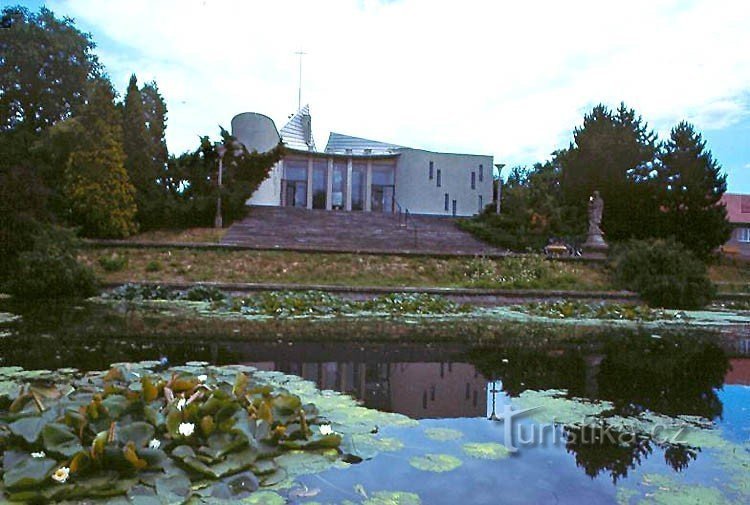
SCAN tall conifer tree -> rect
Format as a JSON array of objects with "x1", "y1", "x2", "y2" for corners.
[{"x1": 656, "y1": 122, "x2": 730, "y2": 257}]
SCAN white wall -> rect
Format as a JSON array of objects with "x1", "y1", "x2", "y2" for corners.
[{"x1": 394, "y1": 148, "x2": 493, "y2": 217}]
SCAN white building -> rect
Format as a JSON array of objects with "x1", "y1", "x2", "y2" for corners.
[{"x1": 231, "y1": 106, "x2": 493, "y2": 217}]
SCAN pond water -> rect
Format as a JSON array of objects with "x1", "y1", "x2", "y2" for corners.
[{"x1": 1, "y1": 300, "x2": 749, "y2": 504}]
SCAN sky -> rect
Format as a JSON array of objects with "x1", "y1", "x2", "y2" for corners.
[{"x1": 7, "y1": 0, "x2": 750, "y2": 192}]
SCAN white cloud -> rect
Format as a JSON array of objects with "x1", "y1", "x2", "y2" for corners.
[{"x1": 51, "y1": 0, "x2": 750, "y2": 172}]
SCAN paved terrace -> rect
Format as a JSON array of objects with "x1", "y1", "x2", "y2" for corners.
[{"x1": 221, "y1": 206, "x2": 505, "y2": 255}]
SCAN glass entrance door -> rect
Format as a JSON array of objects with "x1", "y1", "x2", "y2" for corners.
[
  {"x1": 371, "y1": 185, "x2": 394, "y2": 213},
  {"x1": 284, "y1": 181, "x2": 307, "y2": 208}
]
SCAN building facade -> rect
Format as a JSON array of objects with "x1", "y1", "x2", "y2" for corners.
[
  {"x1": 231, "y1": 106, "x2": 493, "y2": 217},
  {"x1": 719, "y1": 193, "x2": 750, "y2": 258}
]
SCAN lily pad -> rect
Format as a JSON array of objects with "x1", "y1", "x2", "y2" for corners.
[
  {"x1": 408, "y1": 454, "x2": 462, "y2": 473},
  {"x1": 424, "y1": 428, "x2": 463, "y2": 442},
  {"x1": 364, "y1": 491, "x2": 422, "y2": 505},
  {"x1": 462, "y1": 442, "x2": 511, "y2": 460}
]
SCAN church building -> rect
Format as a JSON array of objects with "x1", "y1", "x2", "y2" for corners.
[{"x1": 231, "y1": 106, "x2": 493, "y2": 217}]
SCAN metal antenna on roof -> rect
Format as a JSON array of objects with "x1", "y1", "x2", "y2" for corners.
[{"x1": 294, "y1": 51, "x2": 306, "y2": 112}]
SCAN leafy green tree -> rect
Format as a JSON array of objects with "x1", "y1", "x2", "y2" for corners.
[
  {"x1": 655, "y1": 121, "x2": 730, "y2": 258},
  {"x1": 63, "y1": 80, "x2": 138, "y2": 238},
  {"x1": 0, "y1": 5, "x2": 101, "y2": 133},
  {"x1": 140, "y1": 80, "x2": 169, "y2": 174},
  {"x1": 166, "y1": 129, "x2": 283, "y2": 227},
  {"x1": 556, "y1": 103, "x2": 659, "y2": 241}
]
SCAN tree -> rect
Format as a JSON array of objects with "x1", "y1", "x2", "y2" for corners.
[
  {"x1": 122, "y1": 74, "x2": 161, "y2": 227},
  {"x1": 655, "y1": 121, "x2": 731, "y2": 258},
  {"x1": 0, "y1": 5, "x2": 101, "y2": 133},
  {"x1": 556, "y1": 103, "x2": 659, "y2": 241},
  {"x1": 140, "y1": 80, "x2": 169, "y2": 175},
  {"x1": 63, "y1": 80, "x2": 138, "y2": 238},
  {"x1": 165, "y1": 130, "x2": 283, "y2": 228}
]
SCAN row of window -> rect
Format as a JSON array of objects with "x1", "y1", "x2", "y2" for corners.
[{"x1": 429, "y1": 161, "x2": 484, "y2": 189}]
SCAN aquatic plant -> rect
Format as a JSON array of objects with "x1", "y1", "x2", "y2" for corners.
[
  {"x1": 515, "y1": 300, "x2": 679, "y2": 321},
  {"x1": 0, "y1": 361, "x2": 409, "y2": 502}
]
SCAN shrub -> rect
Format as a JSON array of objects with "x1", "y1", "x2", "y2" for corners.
[
  {"x1": 98, "y1": 252, "x2": 128, "y2": 272},
  {"x1": 184, "y1": 285, "x2": 225, "y2": 302},
  {"x1": 611, "y1": 238, "x2": 715, "y2": 309},
  {"x1": 6, "y1": 226, "x2": 97, "y2": 299},
  {"x1": 145, "y1": 260, "x2": 162, "y2": 272}
]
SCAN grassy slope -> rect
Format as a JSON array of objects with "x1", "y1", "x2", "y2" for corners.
[{"x1": 80, "y1": 248, "x2": 613, "y2": 291}]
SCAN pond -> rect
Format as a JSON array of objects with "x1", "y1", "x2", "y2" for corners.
[{"x1": 1, "y1": 299, "x2": 749, "y2": 504}]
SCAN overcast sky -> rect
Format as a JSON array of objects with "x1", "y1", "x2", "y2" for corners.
[{"x1": 13, "y1": 0, "x2": 750, "y2": 191}]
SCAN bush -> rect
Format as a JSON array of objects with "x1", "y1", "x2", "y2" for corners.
[
  {"x1": 98, "y1": 252, "x2": 128, "y2": 272},
  {"x1": 145, "y1": 260, "x2": 162, "y2": 272},
  {"x1": 5, "y1": 226, "x2": 97, "y2": 299},
  {"x1": 611, "y1": 238, "x2": 715, "y2": 309}
]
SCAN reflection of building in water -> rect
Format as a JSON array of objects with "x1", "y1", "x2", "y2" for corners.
[
  {"x1": 726, "y1": 358, "x2": 750, "y2": 385},
  {"x1": 242, "y1": 361, "x2": 486, "y2": 419}
]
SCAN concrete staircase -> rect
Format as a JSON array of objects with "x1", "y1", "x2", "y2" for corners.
[{"x1": 221, "y1": 206, "x2": 504, "y2": 255}]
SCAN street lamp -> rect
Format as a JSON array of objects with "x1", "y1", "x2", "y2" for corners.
[
  {"x1": 494, "y1": 163, "x2": 506, "y2": 214},
  {"x1": 214, "y1": 140, "x2": 243, "y2": 229}
]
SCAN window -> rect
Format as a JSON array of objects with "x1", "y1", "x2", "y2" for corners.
[
  {"x1": 479, "y1": 164, "x2": 484, "y2": 182},
  {"x1": 738, "y1": 227, "x2": 750, "y2": 243},
  {"x1": 429, "y1": 161, "x2": 434, "y2": 180},
  {"x1": 444, "y1": 193, "x2": 449, "y2": 211},
  {"x1": 478, "y1": 195, "x2": 483, "y2": 212},
  {"x1": 452, "y1": 199, "x2": 457, "y2": 216},
  {"x1": 436, "y1": 169, "x2": 442, "y2": 187},
  {"x1": 471, "y1": 172, "x2": 476, "y2": 190}
]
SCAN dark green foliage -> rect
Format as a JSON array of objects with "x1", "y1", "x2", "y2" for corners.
[
  {"x1": 145, "y1": 260, "x2": 162, "y2": 272},
  {"x1": 184, "y1": 285, "x2": 225, "y2": 302},
  {"x1": 611, "y1": 238, "x2": 715, "y2": 309},
  {"x1": 106, "y1": 283, "x2": 177, "y2": 301},
  {"x1": 5, "y1": 226, "x2": 97, "y2": 299},
  {"x1": 556, "y1": 103, "x2": 660, "y2": 242},
  {"x1": 160, "y1": 130, "x2": 283, "y2": 228},
  {"x1": 0, "y1": 6, "x2": 101, "y2": 133},
  {"x1": 97, "y1": 253, "x2": 128, "y2": 272},
  {"x1": 654, "y1": 122, "x2": 731, "y2": 258},
  {"x1": 458, "y1": 163, "x2": 581, "y2": 251}
]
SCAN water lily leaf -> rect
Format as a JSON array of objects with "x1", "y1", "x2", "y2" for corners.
[
  {"x1": 101, "y1": 395, "x2": 129, "y2": 419},
  {"x1": 154, "y1": 473, "x2": 192, "y2": 503},
  {"x1": 9, "y1": 416, "x2": 46, "y2": 443},
  {"x1": 42, "y1": 422, "x2": 83, "y2": 457},
  {"x1": 118, "y1": 422, "x2": 155, "y2": 448},
  {"x1": 141, "y1": 377, "x2": 159, "y2": 402},
  {"x1": 423, "y1": 428, "x2": 463, "y2": 442},
  {"x1": 2, "y1": 452, "x2": 57, "y2": 490},
  {"x1": 363, "y1": 491, "x2": 422, "y2": 505},
  {"x1": 225, "y1": 471, "x2": 259, "y2": 496},
  {"x1": 123, "y1": 442, "x2": 148, "y2": 470},
  {"x1": 462, "y1": 442, "x2": 511, "y2": 460},
  {"x1": 408, "y1": 454, "x2": 462, "y2": 473},
  {"x1": 241, "y1": 490, "x2": 285, "y2": 504}
]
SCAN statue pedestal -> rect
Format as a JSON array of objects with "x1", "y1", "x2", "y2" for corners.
[{"x1": 582, "y1": 232, "x2": 609, "y2": 259}]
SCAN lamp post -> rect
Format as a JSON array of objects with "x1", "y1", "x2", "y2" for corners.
[
  {"x1": 214, "y1": 140, "x2": 243, "y2": 229},
  {"x1": 494, "y1": 163, "x2": 506, "y2": 214}
]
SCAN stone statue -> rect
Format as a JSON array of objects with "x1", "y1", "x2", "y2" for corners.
[
  {"x1": 588, "y1": 190, "x2": 604, "y2": 237},
  {"x1": 583, "y1": 190, "x2": 608, "y2": 256}
]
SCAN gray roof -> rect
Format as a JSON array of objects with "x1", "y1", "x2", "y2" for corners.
[
  {"x1": 279, "y1": 104, "x2": 316, "y2": 151},
  {"x1": 324, "y1": 132, "x2": 403, "y2": 155}
]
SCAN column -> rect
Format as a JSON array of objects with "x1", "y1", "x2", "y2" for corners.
[
  {"x1": 326, "y1": 158, "x2": 333, "y2": 210},
  {"x1": 345, "y1": 156, "x2": 353, "y2": 211},
  {"x1": 278, "y1": 159, "x2": 285, "y2": 206},
  {"x1": 365, "y1": 159, "x2": 373, "y2": 212},
  {"x1": 306, "y1": 155, "x2": 313, "y2": 209}
]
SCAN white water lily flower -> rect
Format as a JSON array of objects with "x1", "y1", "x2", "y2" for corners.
[
  {"x1": 148, "y1": 439, "x2": 161, "y2": 449},
  {"x1": 319, "y1": 424, "x2": 334, "y2": 436},
  {"x1": 176, "y1": 397, "x2": 186, "y2": 411},
  {"x1": 178, "y1": 422, "x2": 195, "y2": 437},
  {"x1": 31, "y1": 451, "x2": 46, "y2": 458},
  {"x1": 51, "y1": 466, "x2": 70, "y2": 483},
  {"x1": 197, "y1": 374, "x2": 208, "y2": 382}
]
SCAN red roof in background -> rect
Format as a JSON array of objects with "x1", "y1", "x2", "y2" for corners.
[{"x1": 720, "y1": 194, "x2": 750, "y2": 224}]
